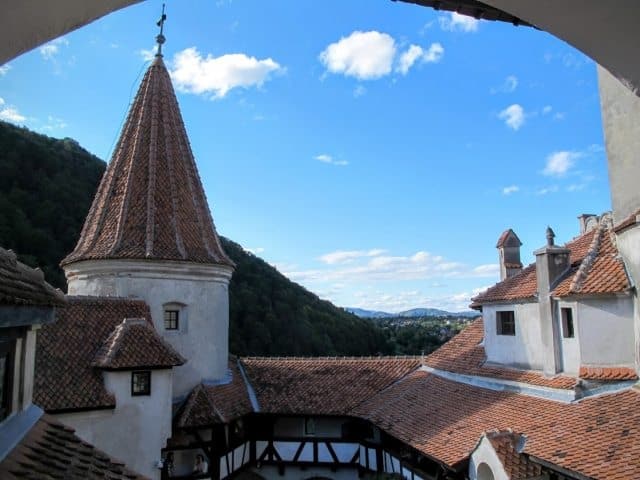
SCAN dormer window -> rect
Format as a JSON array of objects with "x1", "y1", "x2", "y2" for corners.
[
  {"x1": 496, "y1": 311, "x2": 516, "y2": 336},
  {"x1": 164, "y1": 310, "x2": 179, "y2": 330}
]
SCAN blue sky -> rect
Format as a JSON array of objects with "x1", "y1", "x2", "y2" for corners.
[{"x1": 0, "y1": 0, "x2": 610, "y2": 312}]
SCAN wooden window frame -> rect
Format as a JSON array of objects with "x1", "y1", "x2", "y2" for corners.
[
  {"x1": 131, "y1": 370, "x2": 151, "y2": 396},
  {"x1": 496, "y1": 311, "x2": 516, "y2": 336},
  {"x1": 561, "y1": 307, "x2": 575, "y2": 338},
  {"x1": 164, "y1": 309, "x2": 179, "y2": 330}
]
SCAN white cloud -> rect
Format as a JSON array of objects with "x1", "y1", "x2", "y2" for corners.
[
  {"x1": 498, "y1": 104, "x2": 525, "y2": 130},
  {"x1": 169, "y1": 47, "x2": 283, "y2": 99},
  {"x1": 542, "y1": 151, "x2": 581, "y2": 177},
  {"x1": 41, "y1": 115, "x2": 67, "y2": 131},
  {"x1": 536, "y1": 185, "x2": 559, "y2": 196},
  {"x1": 491, "y1": 75, "x2": 518, "y2": 94},
  {"x1": 285, "y1": 248, "x2": 497, "y2": 285},
  {"x1": 423, "y1": 43, "x2": 444, "y2": 63},
  {"x1": 0, "y1": 98, "x2": 26, "y2": 123},
  {"x1": 553, "y1": 112, "x2": 565, "y2": 121},
  {"x1": 246, "y1": 247, "x2": 265, "y2": 255},
  {"x1": 314, "y1": 154, "x2": 348, "y2": 166},
  {"x1": 138, "y1": 46, "x2": 156, "y2": 62},
  {"x1": 502, "y1": 185, "x2": 519, "y2": 195},
  {"x1": 439, "y1": 12, "x2": 480, "y2": 33},
  {"x1": 0, "y1": 64, "x2": 11, "y2": 76},
  {"x1": 542, "y1": 105, "x2": 552, "y2": 115},
  {"x1": 397, "y1": 45, "x2": 423, "y2": 75},
  {"x1": 353, "y1": 85, "x2": 367, "y2": 98},
  {"x1": 319, "y1": 249, "x2": 386, "y2": 265},
  {"x1": 319, "y1": 31, "x2": 396, "y2": 80},
  {"x1": 39, "y1": 37, "x2": 69, "y2": 61}
]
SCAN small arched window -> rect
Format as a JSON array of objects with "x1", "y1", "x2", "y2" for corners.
[
  {"x1": 163, "y1": 302, "x2": 186, "y2": 331},
  {"x1": 477, "y1": 462, "x2": 495, "y2": 480}
]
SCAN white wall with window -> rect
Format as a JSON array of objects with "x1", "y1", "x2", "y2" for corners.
[
  {"x1": 557, "y1": 302, "x2": 580, "y2": 375},
  {"x1": 56, "y1": 368, "x2": 173, "y2": 480},
  {"x1": 483, "y1": 303, "x2": 544, "y2": 370}
]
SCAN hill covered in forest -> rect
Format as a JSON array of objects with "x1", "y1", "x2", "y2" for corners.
[{"x1": 0, "y1": 120, "x2": 391, "y2": 356}]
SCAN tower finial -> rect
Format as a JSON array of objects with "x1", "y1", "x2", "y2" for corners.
[{"x1": 155, "y1": 3, "x2": 167, "y2": 57}]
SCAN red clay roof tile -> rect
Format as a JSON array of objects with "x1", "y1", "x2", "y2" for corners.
[
  {"x1": 0, "y1": 246, "x2": 65, "y2": 307},
  {"x1": 241, "y1": 356, "x2": 421, "y2": 415},
  {"x1": 579, "y1": 365, "x2": 638, "y2": 381},
  {"x1": 92, "y1": 317, "x2": 185, "y2": 370},
  {"x1": 35, "y1": 296, "x2": 152, "y2": 412},
  {"x1": 0, "y1": 414, "x2": 147, "y2": 479},
  {"x1": 486, "y1": 431, "x2": 542, "y2": 480},
  {"x1": 61, "y1": 57, "x2": 232, "y2": 268},
  {"x1": 176, "y1": 360, "x2": 253, "y2": 428}
]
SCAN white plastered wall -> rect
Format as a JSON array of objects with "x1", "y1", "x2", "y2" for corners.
[
  {"x1": 556, "y1": 300, "x2": 580, "y2": 375},
  {"x1": 55, "y1": 369, "x2": 173, "y2": 480},
  {"x1": 577, "y1": 296, "x2": 635, "y2": 367},
  {"x1": 64, "y1": 259, "x2": 232, "y2": 399},
  {"x1": 483, "y1": 303, "x2": 544, "y2": 369},
  {"x1": 468, "y1": 436, "x2": 509, "y2": 480}
]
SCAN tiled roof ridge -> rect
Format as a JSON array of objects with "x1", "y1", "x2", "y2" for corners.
[
  {"x1": 613, "y1": 207, "x2": 640, "y2": 233},
  {"x1": 65, "y1": 295, "x2": 147, "y2": 303},
  {"x1": 567, "y1": 219, "x2": 606, "y2": 293},
  {"x1": 61, "y1": 57, "x2": 233, "y2": 268},
  {"x1": 242, "y1": 355, "x2": 424, "y2": 361},
  {"x1": 0, "y1": 246, "x2": 65, "y2": 306}
]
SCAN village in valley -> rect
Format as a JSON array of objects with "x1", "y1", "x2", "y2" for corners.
[{"x1": 2, "y1": 2, "x2": 640, "y2": 480}]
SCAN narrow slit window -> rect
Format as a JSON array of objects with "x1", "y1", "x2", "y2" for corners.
[
  {"x1": 0, "y1": 340, "x2": 13, "y2": 421},
  {"x1": 131, "y1": 371, "x2": 151, "y2": 396},
  {"x1": 562, "y1": 308, "x2": 575, "y2": 338},
  {"x1": 496, "y1": 311, "x2": 516, "y2": 336},
  {"x1": 164, "y1": 310, "x2": 179, "y2": 330}
]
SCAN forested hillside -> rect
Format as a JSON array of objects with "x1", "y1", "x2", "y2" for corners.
[{"x1": 0, "y1": 120, "x2": 391, "y2": 356}]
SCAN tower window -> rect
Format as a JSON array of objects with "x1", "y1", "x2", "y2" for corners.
[
  {"x1": 131, "y1": 371, "x2": 151, "y2": 396},
  {"x1": 164, "y1": 310, "x2": 179, "y2": 330},
  {"x1": 562, "y1": 308, "x2": 575, "y2": 338},
  {"x1": 496, "y1": 311, "x2": 516, "y2": 336}
]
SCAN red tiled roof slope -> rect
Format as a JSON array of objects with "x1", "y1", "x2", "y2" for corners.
[
  {"x1": 471, "y1": 264, "x2": 538, "y2": 304},
  {"x1": 177, "y1": 360, "x2": 253, "y2": 428},
  {"x1": 0, "y1": 414, "x2": 147, "y2": 479},
  {"x1": 496, "y1": 229, "x2": 522, "y2": 248},
  {"x1": 424, "y1": 319, "x2": 577, "y2": 389},
  {"x1": 354, "y1": 370, "x2": 640, "y2": 479},
  {"x1": 93, "y1": 317, "x2": 185, "y2": 369},
  {"x1": 486, "y1": 431, "x2": 542, "y2": 480},
  {"x1": 0, "y1": 247, "x2": 65, "y2": 307},
  {"x1": 61, "y1": 57, "x2": 232, "y2": 268},
  {"x1": 241, "y1": 357, "x2": 421, "y2": 415},
  {"x1": 579, "y1": 365, "x2": 638, "y2": 381},
  {"x1": 34, "y1": 296, "x2": 151, "y2": 412},
  {"x1": 553, "y1": 225, "x2": 630, "y2": 296}
]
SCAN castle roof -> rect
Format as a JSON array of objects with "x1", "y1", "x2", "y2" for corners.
[
  {"x1": 34, "y1": 296, "x2": 177, "y2": 412},
  {"x1": 0, "y1": 246, "x2": 64, "y2": 307},
  {"x1": 473, "y1": 218, "x2": 631, "y2": 305},
  {"x1": 61, "y1": 57, "x2": 233, "y2": 268}
]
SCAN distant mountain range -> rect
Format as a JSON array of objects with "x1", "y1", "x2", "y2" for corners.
[{"x1": 347, "y1": 307, "x2": 478, "y2": 319}]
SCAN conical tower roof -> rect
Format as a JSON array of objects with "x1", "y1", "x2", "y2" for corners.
[{"x1": 62, "y1": 56, "x2": 233, "y2": 268}]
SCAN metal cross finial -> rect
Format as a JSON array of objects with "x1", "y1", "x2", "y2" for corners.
[
  {"x1": 546, "y1": 226, "x2": 555, "y2": 246},
  {"x1": 155, "y1": 3, "x2": 167, "y2": 57}
]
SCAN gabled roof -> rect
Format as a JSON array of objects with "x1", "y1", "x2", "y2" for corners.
[
  {"x1": 484, "y1": 431, "x2": 542, "y2": 480},
  {"x1": 61, "y1": 57, "x2": 233, "y2": 268},
  {"x1": 424, "y1": 318, "x2": 577, "y2": 389},
  {"x1": 93, "y1": 317, "x2": 185, "y2": 370},
  {"x1": 473, "y1": 218, "x2": 631, "y2": 304},
  {"x1": 353, "y1": 369, "x2": 640, "y2": 479},
  {"x1": 0, "y1": 414, "x2": 147, "y2": 479},
  {"x1": 0, "y1": 246, "x2": 64, "y2": 307},
  {"x1": 34, "y1": 296, "x2": 151, "y2": 412},
  {"x1": 496, "y1": 229, "x2": 522, "y2": 248},
  {"x1": 176, "y1": 360, "x2": 253, "y2": 428},
  {"x1": 241, "y1": 356, "x2": 421, "y2": 415}
]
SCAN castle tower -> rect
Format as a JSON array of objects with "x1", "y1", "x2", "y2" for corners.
[{"x1": 61, "y1": 37, "x2": 234, "y2": 400}]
